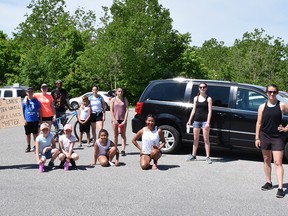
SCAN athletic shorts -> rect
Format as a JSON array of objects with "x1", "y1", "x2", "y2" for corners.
[
  {"x1": 24, "y1": 121, "x2": 39, "y2": 135},
  {"x1": 192, "y1": 121, "x2": 207, "y2": 129},
  {"x1": 42, "y1": 116, "x2": 53, "y2": 122},
  {"x1": 260, "y1": 131, "x2": 284, "y2": 151},
  {"x1": 79, "y1": 120, "x2": 90, "y2": 133},
  {"x1": 39, "y1": 149, "x2": 53, "y2": 160},
  {"x1": 90, "y1": 112, "x2": 103, "y2": 123}
]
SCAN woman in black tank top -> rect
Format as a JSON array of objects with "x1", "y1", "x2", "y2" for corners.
[
  {"x1": 187, "y1": 82, "x2": 213, "y2": 164},
  {"x1": 255, "y1": 84, "x2": 288, "y2": 198}
]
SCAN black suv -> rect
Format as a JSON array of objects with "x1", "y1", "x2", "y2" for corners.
[{"x1": 132, "y1": 78, "x2": 288, "y2": 159}]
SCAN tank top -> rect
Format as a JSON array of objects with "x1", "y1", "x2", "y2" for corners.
[
  {"x1": 194, "y1": 96, "x2": 208, "y2": 122},
  {"x1": 261, "y1": 101, "x2": 282, "y2": 135},
  {"x1": 80, "y1": 105, "x2": 90, "y2": 121},
  {"x1": 96, "y1": 139, "x2": 111, "y2": 156},
  {"x1": 90, "y1": 95, "x2": 103, "y2": 114},
  {"x1": 113, "y1": 97, "x2": 126, "y2": 120},
  {"x1": 141, "y1": 126, "x2": 159, "y2": 154}
]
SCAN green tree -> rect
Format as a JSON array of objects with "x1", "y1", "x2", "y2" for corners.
[
  {"x1": 0, "y1": 31, "x2": 21, "y2": 86},
  {"x1": 13, "y1": 0, "x2": 96, "y2": 91},
  {"x1": 75, "y1": 0, "x2": 204, "y2": 102},
  {"x1": 230, "y1": 29, "x2": 286, "y2": 87}
]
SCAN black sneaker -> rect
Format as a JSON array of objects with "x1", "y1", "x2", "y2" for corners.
[
  {"x1": 276, "y1": 188, "x2": 285, "y2": 198},
  {"x1": 261, "y1": 182, "x2": 273, "y2": 191},
  {"x1": 59, "y1": 161, "x2": 65, "y2": 169},
  {"x1": 25, "y1": 145, "x2": 31, "y2": 153},
  {"x1": 121, "y1": 151, "x2": 126, "y2": 156},
  {"x1": 70, "y1": 160, "x2": 77, "y2": 170},
  {"x1": 48, "y1": 161, "x2": 55, "y2": 170}
]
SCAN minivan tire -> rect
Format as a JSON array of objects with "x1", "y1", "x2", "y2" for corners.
[{"x1": 159, "y1": 125, "x2": 181, "y2": 154}]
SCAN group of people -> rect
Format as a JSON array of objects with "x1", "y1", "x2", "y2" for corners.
[
  {"x1": 22, "y1": 80, "x2": 288, "y2": 198},
  {"x1": 23, "y1": 80, "x2": 166, "y2": 171},
  {"x1": 185, "y1": 82, "x2": 288, "y2": 199}
]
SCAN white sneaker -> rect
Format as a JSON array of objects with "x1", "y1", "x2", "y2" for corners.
[{"x1": 108, "y1": 161, "x2": 115, "y2": 166}]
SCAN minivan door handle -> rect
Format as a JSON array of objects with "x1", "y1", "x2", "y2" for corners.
[
  {"x1": 232, "y1": 114, "x2": 244, "y2": 119},
  {"x1": 217, "y1": 112, "x2": 227, "y2": 117}
]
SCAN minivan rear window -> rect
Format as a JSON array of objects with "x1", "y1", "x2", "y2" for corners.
[
  {"x1": 191, "y1": 85, "x2": 230, "y2": 108},
  {"x1": 17, "y1": 90, "x2": 27, "y2": 98},
  {"x1": 145, "y1": 82, "x2": 186, "y2": 102}
]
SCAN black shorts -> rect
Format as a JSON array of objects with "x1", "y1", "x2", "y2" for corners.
[
  {"x1": 42, "y1": 116, "x2": 53, "y2": 121},
  {"x1": 90, "y1": 112, "x2": 103, "y2": 123},
  {"x1": 260, "y1": 131, "x2": 285, "y2": 151},
  {"x1": 24, "y1": 121, "x2": 39, "y2": 135},
  {"x1": 79, "y1": 120, "x2": 90, "y2": 133}
]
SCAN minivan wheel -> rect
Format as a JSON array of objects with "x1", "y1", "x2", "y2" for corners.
[{"x1": 159, "y1": 125, "x2": 181, "y2": 154}]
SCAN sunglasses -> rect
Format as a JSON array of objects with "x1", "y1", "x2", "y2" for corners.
[
  {"x1": 267, "y1": 91, "x2": 277, "y2": 94},
  {"x1": 199, "y1": 86, "x2": 206, "y2": 89}
]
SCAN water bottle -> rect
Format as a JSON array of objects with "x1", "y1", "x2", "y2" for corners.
[
  {"x1": 64, "y1": 161, "x2": 69, "y2": 171},
  {"x1": 39, "y1": 163, "x2": 44, "y2": 173},
  {"x1": 186, "y1": 124, "x2": 190, "y2": 133},
  {"x1": 118, "y1": 124, "x2": 123, "y2": 134}
]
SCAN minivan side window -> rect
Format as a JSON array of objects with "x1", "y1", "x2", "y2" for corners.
[
  {"x1": 191, "y1": 85, "x2": 230, "y2": 108},
  {"x1": 17, "y1": 90, "x2": 26, "y2": 98},
  {"x1": 236, "y1": 88, "x2": 266, "y2": 111},
  {"x1": 4, "y1": 90, "x2": 12, "y2": 97},
  {"x1": 145, "y1": 82, "x2": 186, "y2": 102}
]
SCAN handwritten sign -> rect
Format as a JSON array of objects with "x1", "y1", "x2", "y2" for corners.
[{"x1": 0, "y1": 98, "x2": 25, "y2": 129}]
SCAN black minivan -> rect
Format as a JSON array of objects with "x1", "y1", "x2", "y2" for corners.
[{"x1": 132, "y1": 78, "x2": 288, "y2": 159}]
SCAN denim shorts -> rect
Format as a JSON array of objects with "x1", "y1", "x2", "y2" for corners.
[
  {"x1": 192, "y1": 121, "x2": 207, "y2": 129},
  {"x1": 39, "y1": 149, "x2": 53, "y2": 160}
]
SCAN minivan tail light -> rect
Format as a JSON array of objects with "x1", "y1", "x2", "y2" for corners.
[{"x1": 135, "y1": 102, "x2": 143, "y2": 115}]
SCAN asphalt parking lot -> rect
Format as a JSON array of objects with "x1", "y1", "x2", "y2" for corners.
[{"x1": 0, "y1": 110, "x2": 288, "y2": 216}]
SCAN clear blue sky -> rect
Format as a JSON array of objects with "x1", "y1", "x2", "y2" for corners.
[{"x1": 0, "y1": 0, "x2": 287, "y2": 46}]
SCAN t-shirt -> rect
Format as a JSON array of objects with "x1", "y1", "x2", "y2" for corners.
[
  {"x1": 34, "y1": 93, "x2": 54, "y2": 117},
  {"x1": 36, "y1": 132, "x2": 53, "y2": 154},
  {"x1": 59, "y1": 134, "x2": 77, "y2": 152},
  {"x1": 51, "y1": 88, "x2": 68, "y2": 112},
  {"x1": 22, "y1": 98, "x2": 41, "y2": 122}
]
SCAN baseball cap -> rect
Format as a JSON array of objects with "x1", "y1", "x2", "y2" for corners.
[
  {"x1": 40, "y1": 122, "x2": 50, "y2": 131},
  {"x1": 26, "y1": 87, "x2": 33, "y2": 92},
  {"x1": 41, "y1": 83, "x2": 48, "y2": 88},
  {"x1": 55, "y1": 80, "x2": 62, "y2": 84},
  {"x1": 64, "y1": 124, "x2": 72, "y2": 131}
]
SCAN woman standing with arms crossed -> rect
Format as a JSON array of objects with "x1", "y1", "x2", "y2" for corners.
[
  {"x1": 110, "y1": 88, "x2": 129, "y2": 156},
  {"x1": 255, "y1": 84, "x2": 288, "y2": 198},
  {"x1": 89, "y1": 86, "x2": 106, "y2": 145},
  {"x1": 186, "y1": 82, "x2": 213, "y2": 164},
  {"x1": 34, "y1": 83, "x2": 56, "y2": 127}
]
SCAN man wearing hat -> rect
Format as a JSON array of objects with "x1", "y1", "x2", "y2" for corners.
[
  {"x1": 51, "y1": 80, "x2": 70, "y2": 125},
  {"x1": 22, "y1": 87, "x2": 41, "y2": 153}
]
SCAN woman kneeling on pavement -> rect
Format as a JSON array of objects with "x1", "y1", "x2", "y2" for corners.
[
  {"x1": 35, "y1": 122, "x2": 59, "y2": 172},
  {"x1": 132, "y1": 114, "x2": 166, "y2": 170}
]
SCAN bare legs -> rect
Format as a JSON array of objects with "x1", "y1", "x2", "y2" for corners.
[{"x1": 262, "y1": 150, "x2": 284, "y2": 188}]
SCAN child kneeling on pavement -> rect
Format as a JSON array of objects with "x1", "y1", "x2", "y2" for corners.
[
  {"x1": 58, "y1": 124, "x2": 79, "y2": 170},
  {"x1": 36, "y1": 122, "x2": 59, "y2": 172}
]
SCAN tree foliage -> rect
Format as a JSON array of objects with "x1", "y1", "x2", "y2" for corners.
[{"x1": 0, "y1": 0, "x2": 288, "y2": 104}]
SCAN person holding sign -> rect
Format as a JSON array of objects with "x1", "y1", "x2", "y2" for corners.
[{"x1": 22, "y1": 87, "x2": 41, "y2": 153}]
